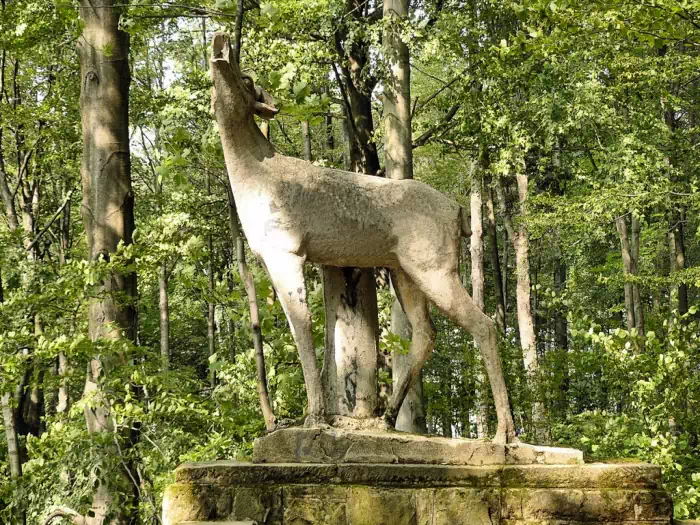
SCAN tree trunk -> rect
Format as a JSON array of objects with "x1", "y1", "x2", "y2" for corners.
[
  {"x1": 153, "y1": 127, "x2": 170, "y2": 371},
  {"x1": 553, "y1": 242, "x2": 568, "y2": 417},
  {"x1": 207, "y1": 173, "x2": 216, "y2": 389},
  {"x1": 484, "y1": 179, "x2": 506, "y2": 334},
  {"x1": 227, "y1": 187, "x2": 276, "y2": 430},
  {"x1": 616, "y1": 214, "x2": 644, "y2": 334},
  {"x1": 498, "y1": 174, "x2": 544, "y2": 440},
  {"x1": 341, "y1": 108, "x2": 351, "y2": 171},
  {"x1": 616, "y1": 216, "x2": 636, "y2": 329},
  {"x1": 301, "y1": 120, "x2": 312, "y2": 162},
  {"x1": 382, "y1": 0, "x2": 426, "y2": 433},
  {"x1": 58, "y1": 186, "x2": 71, "y2": 411},
  {"x1": 499, "y1": 177, "x2": 537, "y2": 370},
  {"x1": 159, "y1": 263, "x2": 170, "y2": 370},
  {"x1": 78, "y1": 0, "x2": 137, "y2": 522},
  {"x1": 630, "y1": 215, "x2": 645, "y2": 335},
  {"x1": 1, "y1": 252, "x2": 22, "y2": 489},
  {"x1": 324, "y1": 267, "x2": 379, "y2": 418},
  {"x1": 669, "y1": 209, "x2": 688, "y2": 315},
  {"x1": 470, "y1": 160, "x2": 489, "y2": 439},
  {"x1": 1, "y1": 394, "x2": 21, "y2": 478}
]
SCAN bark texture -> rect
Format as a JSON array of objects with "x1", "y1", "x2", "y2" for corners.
[
  {"x1": 324, "y1": 267, "x2": 379, "y2": 418},
  {"x1": 616, "y1": 214, "x2": 645, "y2": 334},
  {"x1": 470, "y1": 162, "x2": 489, "y2": 439},
  {"x1": 78, "y1": 1, "x2": 137, "y2": 522},
  {"x1": 484, "y1": 178, "x2": 506, "y2": 334}
]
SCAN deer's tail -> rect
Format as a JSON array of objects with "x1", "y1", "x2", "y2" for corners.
[{"x1": 460, "y1": 206, "x2": 471, "y2": 238}]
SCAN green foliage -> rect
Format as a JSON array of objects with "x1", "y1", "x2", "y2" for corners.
[{"x1": 1, "y1": 0, "x2": 700, "y2": 522}]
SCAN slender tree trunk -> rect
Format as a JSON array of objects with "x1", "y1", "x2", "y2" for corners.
[
  {"x1": 616, "y1": 214, "x2": 644, "y2": 334},
  {"x1": 616, "y1": 216, "x2": 636, "y2": 329},
  {"x1": 1, "y1": 394, "x2": 21, "y2": 478},
  {"x1": 469, "y1": 160, "x2": 490, "y2": 439},
  {"x1": 630, "y1": 215, "x2": 645, "y2": 335},
  {"x1": 499, "y1": 177, "x2": 537, "y2": 369},
  {"x1": 57, "y1": 351, "x2": 69, "y2": 414},
  {"x1": 669, "y1": 209, "x2": 688, "y2": 315},
  {"x1": 206, "y1": 173, "x2": 216, "y2": 388},
  {"x1": 553, "y1": 241, "x2": 568, "y2": 418},
  {"x1": 325, "y1": 107, "x2": 334, "y2": 150},
  {"x1": 498, "y1": 174, "x2": 544, "y2": 439},
  {"x1": 341, "y1": 108, "x2": 351, "y2": 171},
  {"x1": 58, "y1": 184, "x2": 73, "y2": 406},
  {"x1": 484, "y1": 179, "x2": 506, "y2": 334},
  {"x1": 382, "y1": 0, "x2": 425, "y2": 433},
  {"x1": 77, "y1": 0, "x2": 137, "y2": 522},
  {"x1": 159, "y1": 263, "x2": 170, "y2": 370},
  {"x1": 227, "y1": 188, "x2": 276, "y2": 430},
  {"x1": 152, "y1": 126, "x2": 170, "y2": 371},
  {"x1": 301, "y1": 120, "x2": 312, "y2": 162}
]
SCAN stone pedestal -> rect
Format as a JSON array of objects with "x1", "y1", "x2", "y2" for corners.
[{"x1": 163, "y1": 430, "x2": 673, "y2": 525}]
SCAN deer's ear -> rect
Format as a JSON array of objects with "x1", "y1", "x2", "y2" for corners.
[
  {"x1": 254, "y1": 86, "x2": 279, "y2": 119},
  {"x1": 254, "y1": 101, "x2": 279, "y2": 120}
]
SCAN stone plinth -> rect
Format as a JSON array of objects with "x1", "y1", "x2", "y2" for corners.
[
  {"x1": 252, "y1": 428, "x2": 584, "y2": 466},
  {"x1": 163, "y1": 461, "x2": 672, "y2": 525}
]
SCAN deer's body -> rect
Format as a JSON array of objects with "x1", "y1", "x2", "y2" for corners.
[
  {"x1": 212, "y1": 32, "x2": 517, "y2": 443},
  {"x1": 234, "y1": 155, "x2": 465, "y2": 270}
]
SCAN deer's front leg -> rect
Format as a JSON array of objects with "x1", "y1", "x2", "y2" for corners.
[{"x1": 263, "y1": 252, "x2": 326, "y2": 424}]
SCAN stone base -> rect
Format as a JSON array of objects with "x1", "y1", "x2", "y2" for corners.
[
  {"x1": 163, "y1": 461, "x2": 672, "y2": 525},
  {"x1": 253, "y1": 428, "x2": 584, "y2": 466}
]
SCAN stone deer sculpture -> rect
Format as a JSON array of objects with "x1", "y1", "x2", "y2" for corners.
[{"x1": 210, "y1": 33, "x2": 517, "y2": 443}]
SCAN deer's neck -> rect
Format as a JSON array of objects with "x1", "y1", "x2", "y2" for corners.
[{"x1": 221, "y1": 115, "x2": 275, "y2": 188}]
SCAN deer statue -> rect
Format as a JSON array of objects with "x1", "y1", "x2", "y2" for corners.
[{"x1": 210, "y1": 32, "x2": 518, "y2": 444}]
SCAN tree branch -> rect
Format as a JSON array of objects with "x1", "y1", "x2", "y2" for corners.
[
  {"x1": 412, "y1": 104, "x2": 460, "y2": 149},
  {"x1": 412, "y1": 67, "x2": 468, "y2": 117},
  {"x1": 25, "y1": 188, "x2": 75, "y2": 253},
  {"x1": 42, "y1": 506, "x2": 86, "y2": 525}
]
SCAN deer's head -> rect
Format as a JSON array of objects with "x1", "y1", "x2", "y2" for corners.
[{"x1": 211, "y1": 32, "x2": 279, "y2": 123}]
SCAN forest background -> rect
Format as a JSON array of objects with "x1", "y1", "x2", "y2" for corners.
[{"x1": 1, "y1": 0, "x2": 699, "y2": 522}]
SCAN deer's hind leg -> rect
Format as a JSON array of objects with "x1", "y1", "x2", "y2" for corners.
[
  {"x1": 404, "y1": 260, "x2": 517, "y2": 444},
  {"x1": 262, "y1": 252, "x2": 326, "y2": 424},
  {"x1": 384, "y1": 269, "x2": 436, "y2": 429}
]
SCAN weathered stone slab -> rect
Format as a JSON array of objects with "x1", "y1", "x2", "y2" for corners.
[
  {"x1": 502, "y1": 488, "x2": 672, "y2": 522},
  {"x1": 252, "y1": 428, "x2": 583, "y2": 466},
  {"x1": 174, "y1": 461, "x2": 661, "y2": 489},
  {"x1": 163, "y1": 461, "x2": 673, "y2": 525},
  {"x1": 283, "y1": 485, "x2": 347, "y2": 524},
  {"x1": 500, "y1": 463, "x2": 663, "y2": 489}
]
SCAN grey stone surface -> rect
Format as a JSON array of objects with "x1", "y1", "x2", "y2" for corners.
[
  {"x1": 164, "y1": 461, "x2": 673, "y2": 525},
  {"x1": 252, "y1": 428, "x2": 583, "y2": 466}
]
